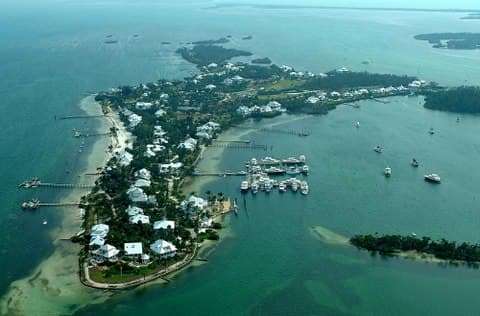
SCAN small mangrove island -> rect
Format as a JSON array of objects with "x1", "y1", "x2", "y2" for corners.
[
  {"x1": 424, "y1": 86, "x2": 480, "y2": 113},
  {"x1": 351, "y1": 234, "x2": 480, "y2": 265},
  {"x1": 414, "y1": 32, "x2": 480, "y2": 49},
  {"x1": 251, "y1": 57, "x2": 272, "y2": 64}
]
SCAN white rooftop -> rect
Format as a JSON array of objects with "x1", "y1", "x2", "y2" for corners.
[
  {"x1": 153, "y1": 220, "x2": 176, "y2": 230},
  {"x1": 124, "y1": 242, "x2": 143, "y2": 255}
]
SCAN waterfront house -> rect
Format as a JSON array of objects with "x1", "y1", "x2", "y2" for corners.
[
  {"x1": 178, "y1": 137, "x2": 197, "y2": 151},
  {"x1": 128, "y1": 113, "x2": 142, "y2": 128},
  {"x1": 159, "y1": 162, "x2": 183, "y2": 174},
  {"x1": 91, "y1": 224, "x2": 109, "y2": 238},
  {"x1": 180, "y1": 195, "x2": 208, "y2": 211},
  {"x1": 306, "y1": 96, "x2": 320, "y2": 104},
  {"x1": 94, "y1": 244, "x2": 120, "y2": 263},
  {"x1": 129, "y1": 214, "x2": 150, "y2": 225},
  {"x1": 267, "y1": 101, "x2": 282, "y2": 111},
  {"x1": 89, "y1": 236, "x2": 105, "y2": 247},
  {"x1": 118, "y1": 151, "x2": 133, "y2": 166},
  {"x1": 150, "y1": 239, "x2": 177, "y2": 259},
  {"x1": 127, "y1": 186, "x2": 148, "y2": 203},
  {"x1": 153, "y1": 220, "x2": 176, "y2": 230},
  {"x1": 124, "y1": 242, "x2": 143, "y2": 256}
]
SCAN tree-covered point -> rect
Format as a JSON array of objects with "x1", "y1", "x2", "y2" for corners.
[
  {"x1": 251, "y1": 57, "x2": 272, "y2": 64},
  {"x1": 191, "y1": 37, "x2": 230, "y2": 45},
  {"x1": 424, "y1": 86, "x2": 480, "y2": 113},
  {"x1": 176, "y1": 45, "x2": 252, "y2": 66},
  {"x1": 351, "y1": 234, "x2": 480, "y2": 263},
  {"x1": 414, "y1": 33, "x2": 480, "y2": 50},
  {"x1": 302, "y1": 71, "x2": 416, "y2": 90}
]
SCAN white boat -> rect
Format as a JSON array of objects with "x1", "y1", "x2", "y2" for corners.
[
  {"x1": 264, "y1": 166, "x2": 286, "y2": 175},
  {"x1": 301, "y1": 165, "x2": 309, "y2": 175},
  {"x1": 291, "y1": 180, "x2": 299, "y2": 192},
  {"x1": 282, "y1": 157, "x2": 301, "y2": 165},
  {"x1": 384, "y1": 167, "x2": 391, "y2": 177},
  {"x1": 424, "y1": 173, "x2": 441, "y2": 183},
  {"x1": 286, "y1": 166, "x2": 301, "y2": 175},
  {"x1": 264, "y1": 179, "x2": 273, "y2": 193},
  {"x1": 429, "y1": 128, "x2": 435, "y2": 135},
  {"x1": 250, "y1": 158, "x2": 258, "y2": 165},
  {"x1": 240, "y1": 180, "x2": 249, "y2": 192},
  {"x1": 300, "y1": 181, "x2": 309, "y2": 195},
  {"x1": 278, "y1": 181, "x2": 287, "y2": 192},
  {"x1": 299, "y1": 155, "x2": 306, "y2": 163},
  {"x1": 355, "y1": 121, "x2": 360, "y2": 128},
  {"x1": 260, "y1": 157, "x2": 281, "y2": 165},
  {"x1": 251, "y1": 182, "x2": 259, "y2": 194},
  {"x1": 374, "y1": 146, "x2": 383, "y2": 153}
]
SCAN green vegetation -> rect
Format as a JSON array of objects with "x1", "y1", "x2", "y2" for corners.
[
  {"x1": 414, "y1": 33, "x2": 480, "y2": 50},
  {"x1": 424, "y1": 86, "x2": 480, "y2": 113},
  {"x1": 351, "y1": 234, "x2": 480, "y2": 264},
  {"x1": 192, "y1": 37, "x2": 229, "y2": 45},
  {"x1": 176, "y1": 45, "x2": 252, "y2": 66},
  {"x1": 251, "y1": 57, "x2": 272, "y2": 64}
]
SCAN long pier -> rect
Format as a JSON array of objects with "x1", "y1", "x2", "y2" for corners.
[
  {"x1": 18, "y1": 178, "x2": 94, "y2": 189},
  {"x1": 234, "y1": 126, "x2": 310, "y2": 137},
  {"x1": 74, "y1": 131, "x2": 112, "y2": 138},
  {"x1": 209, "y1": 143, "x2": 267, "y2": 150},
  {"x1": 193, "y1": 171, "x2": 247, "y2": 177},
  {"x1": 55, "y1": 115, "x2": 106, "y2": 120},
  {"x1": 21, "y1": 199, "x2": 80, "y2": 210}
]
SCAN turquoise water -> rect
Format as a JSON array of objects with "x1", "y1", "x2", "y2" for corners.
[{"x1": 2, "y1": 1, "x2": 480, "y2": 315}]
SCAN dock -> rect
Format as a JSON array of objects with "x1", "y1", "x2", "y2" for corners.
[
  {"x1": 234, "y1": 126, "x2": 310, "y2": 137},
  {"x1": 192, "y1": 171, "x2": 247, "y2": 177},
  {"x1": 74, "y1": 131, "x2": 112, "y2": 138},
  {"x1": 21, "y1": 199, "x2": 80, "y2": 210},
  {"x1": 19, "y1": 178, "x2": 94, "y2": 189},
  {"x1": 209, "y1": 143, "x2": 267, "y2": 150}
]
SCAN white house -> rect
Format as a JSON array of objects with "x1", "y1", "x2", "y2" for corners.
[
  {"x1": 337, "y1": 67, "x2": 349, "y2": 73},
  {"x1": 159, "y1": 162, "x2": 183, "y2": 174},
  {"x1": 89, "y1": 236, "x2": 105, "y2": 247},
  {"x1": 150, "y1": 239, "x2": 177, "y2": 259},
  {"x1": 181, "y1": 195, "x2": 208, "y2": 211},
  {"x1": 135, "y1": 102, "x2": 153, "y2": 110},
  {"x1": 94, "y1": 244, "x2": 120, "y2": 262},
  {"x1": 134, "y1": 178, "x2": 151, "y2": 188},
  {"x1": 118, "y1": 152, "x2": 133, "y2": 166},
  {"x1": 125, "y1": 205, "x2": 144, "y2": 217},
  {"x1": 205, "y1": 84, "x2": 216, "y2": 90},
  {"x1": 134, "y1": 168, "x2": 151, "y2": 181},
  {"x1": 124, "y1": 242, "x2": 143, "y2": 256},
  {"x1": 306, "y1": 96, "x2": 320, "y2": 104},
  {"x1": 129, "y1": 214, "x2": 150, "y2": 224},
  {"x1": 155, "y1": 109, "x2": 166, "y2": 117},
  {"x1": 128, "y1": 113, "x2": 142, "y2": 128},
  {"x1": 178, "y1": 137, "x2": 197, "y2": 151},
  {"x1": 91, "y1": 224, "x2": 109, "y2": 238},
  {"x1": 267, "y1": 101, "x2": 282, "y2": 111},
  {"x1": 153, "y1": 220, "x2": 176, "y2": 230},
  {"x1": 127, "y1": 186, "x2": 148, "y2": 203}
]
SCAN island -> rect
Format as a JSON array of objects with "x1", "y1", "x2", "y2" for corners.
[
  {"x1": 461, "y1": 13, "x2": 480, "y2": 19},
  {"x1": 242, "y1": 35, "x2": 253, "y2": 40},
  {"x1": 414, "y1": 33, "x2": 480, "y2": 49},
  {"x1": 176, "y1": 45, "x2": 253, "y2": 67},
  {"x1": 251, "y1": 57, "x2": 272, "y2": 64},
  {"x1": 424, "y1": 86, "x2": 480, "y2": 113},
  {"x1": 351, "y1": 234, "x2": 480, "y2": 265},
  {"x1": 68, "y1": 38, "x2": 453, "y2": 289},
  {"x1": 192, "y1": 37, "x2": 230, "y2": 45}
]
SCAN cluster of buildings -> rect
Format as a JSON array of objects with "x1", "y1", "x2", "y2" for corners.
[{"x1": 236, "y1": 100, "x2": 286, "y2": 116}]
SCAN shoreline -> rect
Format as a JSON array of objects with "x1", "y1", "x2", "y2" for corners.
[{"x1": 0, "y1": 95, "x2": 126, "y2": 316}]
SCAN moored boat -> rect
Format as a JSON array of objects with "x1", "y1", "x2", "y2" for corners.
[
  {"x1": 278, "y1": 181, "x2": 287, "y2": 193},
  {"x1": 240, "y1": 180, "x2": 249, "y2": 192},
  {"x1": 424, "y1": 173, "x2": 441, "y2": 183},
  {"x1": 301, "y1": 165, "x2": 309, "y2": 175},
  {"x1": 384, "y1": 167, "x2": 391, "y2": 177},
  {"x1": 300, "y1": 181, "x2": 309, "y2": 195},
  {"x1": 286, "y1": 166, "x2": 300, "y2": 175},
  {"x1": 411, "y1": 158, "x2": 419, "y2": 167},
  {"x1": 374, "y1": 145, "x2": 383, "y2": 153},
  {"x1": 251, "y1": 182, "x2": 259, "y2": 194}
]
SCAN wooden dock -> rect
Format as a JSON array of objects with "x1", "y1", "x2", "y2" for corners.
[
  {"x1": 19, "y1": 178, "x2": 94, "y2": 189},
  {"x1": 209, "y1": 143, "x2": 267, "y2": 150},
  {"x1": 192, "y1": 171, "x2": 247, "y2": 177},
  {"x1": 55, "y1": 114, "x2": 106, "y2": 120},
  {"x1": 21, "y1": 199, "x2": 80, "y2": 210},
  {"x1": 234, "y1": 126, "x2": 310, "y2": 137}
]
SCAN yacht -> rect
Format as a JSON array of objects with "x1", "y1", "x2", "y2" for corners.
[
  {"x1": 355, "y1": 121, "x2": 360, "y2": 128},
  {"x1": 374, "y1": 146, "x2": 383, "y2": 153},
  {"x1": 240, "y1": 180, "x2": 249, "y2": 192},
  {"x1": 260, "y1": 157, "x2": 281, "y2": 165},
  {"x1": 250, "y1": 158, "x2": 258, "y2": 165},
  {"x1": 424, "y1": 173, "x2": 441, "y2": 183},
  {"x1": 301, "y1": 165, "x2": 309, "y2": 175},
  {"x1": 251, "y1": 182, "x2": 259, "y2": 194},
  {"x1": 384, "y1": 167, "x2": 392, "y2": 177},
  {"x1": 278, "y1": 181, "x2": 287, "y2": 192},
  {"x1": 411, "y1": 158, "x2": 419, "y2": 167},
  {"x1": 286, "y1": 166, "x2": 301, "y2": 175},
  {"x1": 299, "y1": 155, "x2": 306, "y2": 163},
  {"x1": 282, "y1": 157, "x2": 301, "y2": 165},
  {"x1": 291, "y1": 179, "x2": 299, "y2": 192},
  {"x1": 429, "y1": 128, "x2": 435, "y2": 135},
  {"x1": 264, "y1": 179, "x2": 273, "y2": 193},
  {"x1": 264, "y1": 166, "x2": 286, "y2": 175},
  {"x1": 300, "y1": 181, "x2": 309, "y2": 195}
]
